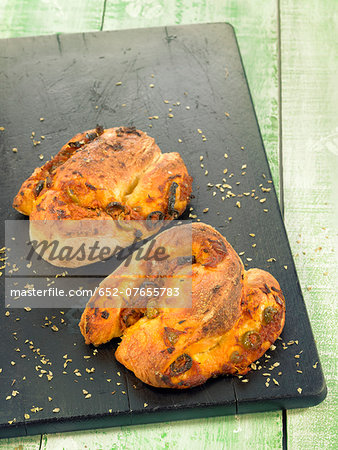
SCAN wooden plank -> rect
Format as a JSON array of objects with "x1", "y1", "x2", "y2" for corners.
[
  {"x1": 42, "y1": 412, "x2": 283, "y2": 450},
  {"x1": 0, "y1": 0, "x2": 105, "y2": 38},
  {"x1": 0, "y1": 435, "x2": 41, "y2": 450},
  {"x1": 280, "y1": 0, "x2": 338, "y2": 448}
]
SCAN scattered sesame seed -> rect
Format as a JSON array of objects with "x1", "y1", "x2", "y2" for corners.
[
  {"x1": 297, "y1": 387, "x2": 302, "y2": 394},
  {"x1": 224, "y1": 153, "x2": 228, "y2": 158},
  {"x1": 40, "y1": 117, "x2": 44, "y2": 121},
  {"x1": 51, "y1": 325, "x2": 59, "y2": 332},
  {"x1": 168, "y1": 113, "x2": 174, "y2": 118},
  {"x1": 52, "y1": 408, "x2": 60, "y2": 413},
  {"x1": 236, "y1": 201, "x2": 241, "y2": 208},
  {"x1": 197, "y1": 129, "x2": 202, "y2": 134},
  {"x1": 24, "y1": 413, "x2": 30, "y2": 419},
  {"x1": 203, "y1": 208, "x2": 209, "y2": 213},
  {"x1": 144, "y1": 403, "x2": 148, "y2": 407},
  {"x1": 225, "y1": 112, "x2": 230, "y2": 117},
  {"x1": 149, "y1": 84, "x2": 155, "y2": 88},
  {"x1": 178, "y1": 138, "x2": 182, "y2": 143},
  {"x1": 12, "y1": 148, "x2": 18, "y2": 153},
  {"x1": 115, "y1": 82, "x2": 122, "y2": 86},
  {"x1": 0, "y1": 126, "x2": 5, "y2": 131}
]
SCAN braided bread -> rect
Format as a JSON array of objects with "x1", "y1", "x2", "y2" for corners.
[
  {"x1": 13, "y1": 126, "x2": 192, "y2": 267},
  {"x1": 79, "y1": 223, "x2": 285, "y2": 389}
]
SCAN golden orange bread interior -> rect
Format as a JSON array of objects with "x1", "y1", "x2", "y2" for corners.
[
  {"x1": 79, "y1": 223, "x2": 285, "y2": 389},
  {"x1": 13, "y1": 126, "x2": 193, "y2": 222}
]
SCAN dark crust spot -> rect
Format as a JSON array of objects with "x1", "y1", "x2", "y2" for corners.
[
  {"x1": 86, "y1": 132, "x2": 97, "y2": 141},
  {"x1": 85, "y1": 182, "x2": 97, "y2": 191},
  {"x1": 34, "y1": 180, "x2": 45, "y2": 197},
  {"x1": 275, "y1": 295, "x2": 284, "y2": 305},
  {"x1": 146, "y1": 211, "x2": 164, "y2": 228},
  {"x1": 168, "y1": 182, "x2": 179, "y2": 217},
  {"x1": 261, "y1": 283, "x2": 271, "y2": 294},
  {"x1": 101, "y1": 310, "x2": 109, "y2": 319},
  {"x1": 125, "y1": 127, "x2": 141, "y2": 136},
  {"x1": 96, "y1": 125, "x2": 104, "y2": 135},
  {"x1": 120, "y1": 309, "x2": 144, "y2": 328},
  {"x1": 106, "y1": 202, "x2": 125, "y2": 217},
  {"x1": 163, "y1": 327, "x2": 183, "y2": 347},
  {"x1": 72, "y1": 170, "x2": 83, "y2": 177},
  {"x1": 68, "y1": 141, "x2": 83, "y2": 148},
  {"x1": 271, "y1": 286, "x2": 281, "y2": 293},
  {"x1": 56, "y1": 209, "x2": 68, "y2": 219},
  {"x1": 169, "y1": 354, "x2": 193, "y2": 376},
  {"x1": 112, "y1": 143, "x2": 124, "y2": 151},
  {"x1": 212, "y1": 285, "x2": 221, "y2": 293}
]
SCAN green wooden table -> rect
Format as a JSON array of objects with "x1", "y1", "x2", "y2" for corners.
[{"x1": 0, "y1": 1, "x2": 337, "y2": 448}]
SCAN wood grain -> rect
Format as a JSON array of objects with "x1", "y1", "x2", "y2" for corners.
[
  {"x1": 0, "y1": 0, "x2": 105, "y2": 38},
  {"x1": 41, "y1": 413, "x2": 283, "y2": 450},
  {"x1": 0, "y1": 435, "x2": 40, "y2": 450},
  {"x1": 280, "y1": 0, "x2": 338, "y2": 448}
]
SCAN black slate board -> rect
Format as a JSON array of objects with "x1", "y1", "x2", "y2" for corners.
[{"x1": 0, "y1": 23, "x2": 326, "y2": 438}]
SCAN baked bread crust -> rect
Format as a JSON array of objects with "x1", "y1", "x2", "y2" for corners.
[
  {"x1": 79, "y1": 223, "x2": 285, "y2": 389},
  {"x1": 13, "y1": 126, "x2": 192, "y2": 220},
  {"x1": 13, "y1": 126, "x2": 193, "y2": 267}
]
